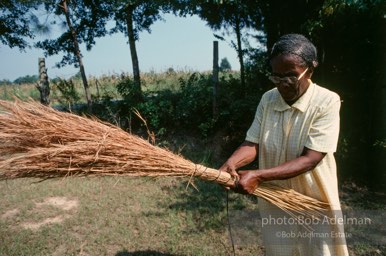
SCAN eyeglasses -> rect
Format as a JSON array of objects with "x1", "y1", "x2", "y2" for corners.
[{"x1": 268, "y1": 67, "x2": 308, "y2": 85}]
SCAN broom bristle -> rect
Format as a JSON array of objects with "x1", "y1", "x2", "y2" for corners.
[{"x1": 0, "y1": 100, "x2": 329, "y2": 219}]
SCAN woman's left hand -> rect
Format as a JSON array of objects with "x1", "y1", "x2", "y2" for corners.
[{"x1": 234, "y1": 170, "x2": 262, "y2": 194}]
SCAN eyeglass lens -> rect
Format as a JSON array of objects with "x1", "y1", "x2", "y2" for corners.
[{"x1": 268, "y1": 76, "x2": 298, "y2": 84}]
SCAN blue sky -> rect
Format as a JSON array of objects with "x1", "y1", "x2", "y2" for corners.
[{"x1": 0, "y1": 14, "x2": 241, "y2": 81}]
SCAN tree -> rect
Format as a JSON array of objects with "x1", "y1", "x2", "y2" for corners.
[
  {"x1": 109, "y1": 1, "x2": 169, "y2": 97},
  {"x1": 257, "y1": 0, "x2": 324, "y2": 49},
  {"x1": 305, "y1": 0, "x2": 385, "y2": 189},
  {"x1": 36, "y1": 0, "x2": 111, "y2": 112},
  {"x1": 219, "y1": 57, "x2": 232, "y2": 71},
  {"x1": 0, "y1": 0, "x2": 38, "y2": 49},
  {"x1": 191, "y1": 0, "x2": 263, "y2": 95}
]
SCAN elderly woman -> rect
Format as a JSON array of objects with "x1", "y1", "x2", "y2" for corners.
[{"x1": 220, "y1": 34, "x2": 349, "y2": 256}]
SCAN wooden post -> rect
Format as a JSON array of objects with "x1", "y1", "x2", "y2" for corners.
[
  {"x1": 212, "y1": 41, "x2": 219, "y2": 118},
  {"x1": 36, "y1": 58, "x2": 50, "y2": 105}
]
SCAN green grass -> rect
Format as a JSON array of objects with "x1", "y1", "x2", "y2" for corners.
[
  {"x1": 1, "y1": 175, "x2": 384, "y2": 255},
  {"x1": 0, "y1": 176, "x2": 264, "y2": 256}
]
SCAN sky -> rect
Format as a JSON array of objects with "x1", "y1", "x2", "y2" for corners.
[{"x1": 0, "y1": 14, "x2": 241, "y2": 81}]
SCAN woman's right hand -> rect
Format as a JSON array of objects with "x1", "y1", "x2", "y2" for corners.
[
  {"x1": 219, "y1": 159, "x2": 240, "y2": 189},
  {"x1": 218, "y1": 141, "x2": 258, "y2": 190}
]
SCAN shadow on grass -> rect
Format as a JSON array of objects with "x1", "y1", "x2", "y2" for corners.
[
  {"x1": 160, "y1": 179, "x2": 257, "y2": 231},
  {"x1": 115, "y1": 249, "x2": 176, "y2": 256}
]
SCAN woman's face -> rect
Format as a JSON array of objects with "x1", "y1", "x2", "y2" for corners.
[{"x1": 270, "y1": 54, "x2": 311, "y2": 105}]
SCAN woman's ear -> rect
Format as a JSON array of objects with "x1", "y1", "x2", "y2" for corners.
[{"x1": 307, "y1": 60, "x2": 318, "y2": 79}]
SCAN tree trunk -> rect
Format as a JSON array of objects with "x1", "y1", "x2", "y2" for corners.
[
  {"x1": 95, "y1": 79, "x2": 100, "y2": 100},
  {"x1": 234, "y1": 15, "x2": 246, "y2": 96},
  {"x1": 36, "y1": 57, "x2": 50, "y2": 106},
  {"x1": 212, "y1": 41, "x2": 219, "y2": 118},
  {"x1": 126, "y1": 4, "x2": 141, "y2": 94},
  {"x1": 61, "y1": 0, "x2": 92, "y2": 112}
]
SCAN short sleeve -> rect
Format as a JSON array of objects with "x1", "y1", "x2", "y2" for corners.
[
  {"x1": 245, "y1": 96, "x2": 265, "y2": 144},
  {"x1": 305, "y1": 98, "x2": 341, "y2": 153}
]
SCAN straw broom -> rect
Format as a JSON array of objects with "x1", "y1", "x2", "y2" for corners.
[{"x1": 0, "y1": 100, "x2": 329, "y2": 218}]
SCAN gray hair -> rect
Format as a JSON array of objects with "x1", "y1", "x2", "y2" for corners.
[{"x1": 270, "y1": 34, "x2": 318, "y2": 69}]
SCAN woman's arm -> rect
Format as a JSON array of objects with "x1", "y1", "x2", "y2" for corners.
[
  {"x1": 235, "y1": 147, "x2": 326, "y2": 194},
  {"x1": 219, "y1": 141, "x2": 259, "y2": 179}
]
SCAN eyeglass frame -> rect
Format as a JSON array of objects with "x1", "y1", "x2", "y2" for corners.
[{"x1": 268, "y1": 67, "x2": 309, "y2": 85}]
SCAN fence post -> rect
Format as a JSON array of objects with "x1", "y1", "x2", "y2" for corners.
[
  {"x1": 212, "y1": 41, "x2": 219, "y2": 118},
  {"x1": 36, "y1": 58, "x2": 50, "y2": 105}
]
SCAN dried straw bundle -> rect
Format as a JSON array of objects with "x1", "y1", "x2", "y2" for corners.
[{"x1": 0, "y1": 100, "x2": 329, "y2": 218}]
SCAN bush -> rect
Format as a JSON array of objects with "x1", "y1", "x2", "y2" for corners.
[
  {"x1": 116, "y1": 76, "x2": 142, "y2": 106},
  {"x1": 137, "y1": 90, "x2": 177, "y2": 136},
  {"x1": 52, "y1": 79, "x2": 81, "y2": 110},
  {"x1": 13, "y1": 75, "x2": 39, "y2": 85},
  {"x1": 175, "y1": 73, "x2": 213, "y2": 132},
  {"x1": 114, "y1": 71, "x2": 265, "y2": 140}
]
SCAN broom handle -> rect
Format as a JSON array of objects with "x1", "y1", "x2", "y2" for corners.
[{"x1": 194, "y1": 164, "x2": 238, "y2": 187}]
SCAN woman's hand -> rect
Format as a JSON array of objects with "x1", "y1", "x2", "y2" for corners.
[
  {"x1": 218, "y1": 141, "x2": 259, "y2": 190},
  {"x1": 234, "y1": 170, "x2": 262, "y2": 194},
  {"x1": 218, "y1": 160, "x2": 240, "y2": 189},
  {"x1": 219, "y1": 160, "x2": 240, "y2": 180}
]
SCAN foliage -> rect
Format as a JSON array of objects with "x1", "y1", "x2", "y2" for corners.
[
  {"x1": 256, "y1": 0, "x2": 324, "y2": 48},
  {"x1": 109, "y1": 1, "x2": 168, "y2": 41},
  {"x1": 35, "y1": 1, "x2": 110, "y2": 68},
  {"x1": 109, "y1": 0, "x2": 171, "y2": 93},
  {"x1": 33, "y1": 0, "x2": 112, "y2": 110},
  {"x1": 191, "y1": 0, "x2": 264, "y2": 91},
  {"x1": 219, "y1": 57, "x2": 232, "y2": 71},
  {"x1": 116, "y1": 75, "x2": 142, "y2": 105},
  {"x1": 303, "y1": 0, "x2": 385, "y2": 190},
  {"x1": 115, "y1": 72, "x2": 210, "y2": 136},
  {"x1": 114, "y1": 71, "x2": 264, "y2": 141},
  {"x1": 175, "y1": 73, "x2": 213, "y2": 130},
  {"x1": 0, "y1": 0, "x2": 38, "y2": 49},
  {"x1": 0, "y1": 79, "x2": 12, "y2": 86},
  {"x1": 13, "y1": 74, "x2": 39, "y2": 84},
  {"x1": 137, "y1": 90, "x2": 177, "y2": 136},
  {"x1": 52, "y1": 79, "x2": 81, "y2": 109}
]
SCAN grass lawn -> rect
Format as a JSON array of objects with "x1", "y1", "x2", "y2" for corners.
[
  {"x1": 1, "y1": 175, "x2": 384, "y2": 256},
  {"x1": 0, "y1": 176, "x2": 265, "y2": 256}
]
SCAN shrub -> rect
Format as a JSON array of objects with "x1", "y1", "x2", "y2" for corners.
[
  {"x1": 52, "y1": 79, "x2": 81, "y2": 110},
  {"x1": 116, "y1": 76, "x2": 142, "y2": 107},
  {"x1": 175, "y1": 72, "x2": 213, "y2": 132},
  {"x1": 137, "y1": 90, "x2": 177, "y2": 136}
]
